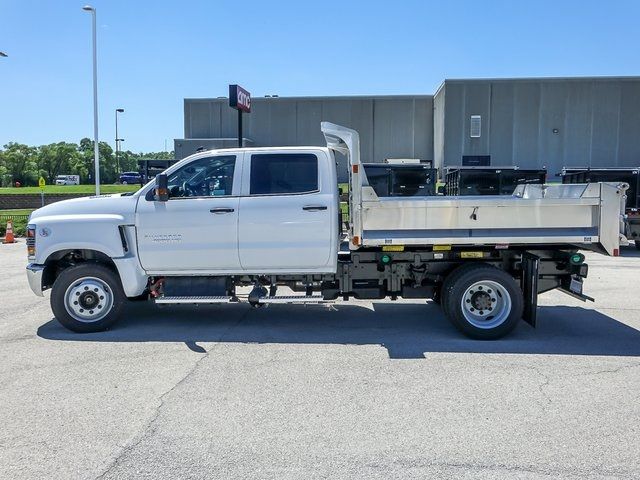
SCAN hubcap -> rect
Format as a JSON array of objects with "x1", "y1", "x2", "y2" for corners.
[
  {"x1": 460, "y1": 280, "x2": 512, "y2": 329},
  {"x1": 64, "y1": 277, "x2": 113, "y2": 323}
]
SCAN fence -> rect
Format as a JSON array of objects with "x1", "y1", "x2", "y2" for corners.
[
  {"x1": 0, "y1": 214, "x2": 29, "y2": 223},
  {"x1": 0, "y1": 193, "x2": 88, "y2": 210},
  {"x1": 0, "y1": 213, "x2": 30, "y2": 237}
]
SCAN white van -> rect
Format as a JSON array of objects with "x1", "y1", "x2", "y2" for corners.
[{"x1": 55, "y1": 175, "x2": 80, "y2": 186}]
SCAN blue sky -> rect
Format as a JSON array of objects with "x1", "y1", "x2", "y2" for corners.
[{"x1": 1, "y1": 0, "x2": 639, "y2": 152}]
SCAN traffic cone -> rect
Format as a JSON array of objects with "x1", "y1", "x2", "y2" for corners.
[{"x1": 3, "y1": 219, "x2": 16, "y2": 244}]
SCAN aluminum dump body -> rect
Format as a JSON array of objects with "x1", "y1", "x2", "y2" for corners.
[
  {"x1": 321, "y1": 122, "x2": 627, "y2": 256},
  {"x1": 358, "y1": 183, "x2": 625, "y2": 255}
]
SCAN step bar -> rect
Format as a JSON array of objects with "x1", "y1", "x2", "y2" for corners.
[
  {"x1": 155, "y1": 296, "x2": 237, "y2": 304},
  {"x1": 257, "y1": 295, "x2": 325, "y2": 304},
  {"x1": 154, "y1": 295, "x2": 325, "y2": 305}
]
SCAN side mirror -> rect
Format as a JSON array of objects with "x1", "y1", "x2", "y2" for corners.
[{"x1": 155, "y1": 174, "x2": 169, "y2": 202}]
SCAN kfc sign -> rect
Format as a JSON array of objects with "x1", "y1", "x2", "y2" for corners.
[{"x1": 229, "y1": 84, "x2": 251, "y2": 113}]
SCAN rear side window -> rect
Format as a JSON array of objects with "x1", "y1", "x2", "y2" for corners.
[{"x1": 250, "y1": 153, "x2": 318, "y2": 195}]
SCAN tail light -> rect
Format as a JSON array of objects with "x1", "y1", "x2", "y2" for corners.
[{"x1": 26, "y1": 224, "x2": 36, "y2": 260}]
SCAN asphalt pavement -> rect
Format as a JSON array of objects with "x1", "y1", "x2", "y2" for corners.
[{"x1": 0, "y1": 241, "x2": 639, "y2": 479}]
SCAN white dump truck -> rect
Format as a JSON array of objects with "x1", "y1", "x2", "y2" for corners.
[{"x1": 25, "y1": 123, "x2": 628, "y2": 339}]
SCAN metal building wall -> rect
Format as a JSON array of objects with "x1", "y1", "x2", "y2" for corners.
[
  {"x1": 179, "y1": 95, "x2": 434, "y2": 181},
  {"x1": 434, "y1": 77, "x2": 640, "y2": 177}
]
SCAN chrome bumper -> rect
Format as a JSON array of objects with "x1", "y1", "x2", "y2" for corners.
[{"x1": 26, "y1": 263, "x2": 45, "y2": 297}]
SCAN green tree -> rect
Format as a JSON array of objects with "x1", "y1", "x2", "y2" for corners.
[
  {"x1": 37, "y1": 142, "x2": 82, "y2": 183},
  {"x1": 136, "y1": 151, "x2": 175, "y2": 160},
  {"x1": 0, "y1": 139, "x2": 174, "y2": 186},
  {"x1": 0, "y1": 152, "x2": 9, "y2": 187},
  {"x1": 0, "y1": 143, "x2": 39, "y2": 186},
  {"x1": 78, "y1": 138, "x2": 117, "y2": 184},
  {"x1": 117, "y1": 150, "x2": 138, "y2": 173}
]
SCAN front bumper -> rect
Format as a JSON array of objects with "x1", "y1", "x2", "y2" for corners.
[{"x1": 26, "y1": 263, "x2": 45, "y2": 297}]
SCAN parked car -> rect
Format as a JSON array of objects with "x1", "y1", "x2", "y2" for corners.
[
  {"x1": 119, "y1": 172, "x2": 142, "y2": 184},
  {"x1": 55, "y1": 175, "x2": 80, "y2": 186}
]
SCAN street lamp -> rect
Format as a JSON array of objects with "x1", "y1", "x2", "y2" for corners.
[
  {"x1": 115, "y1": 108, "x2": 124, "y2": 175},
  {"x1": 83, "y1": 5, "x2": 100, "y2": 195},
  {"x1": 0, "y1": 52, "x2": 7, "y2": 57}
]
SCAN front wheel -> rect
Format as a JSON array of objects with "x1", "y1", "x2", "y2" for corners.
[
  {"x1": 51, "y1": 263, "x2": 125, "y2": 333},
  {"x1": 442, "y1": 264, "x2": 523, "y2": 340}
]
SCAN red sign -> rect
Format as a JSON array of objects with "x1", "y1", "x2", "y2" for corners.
[{"x1": 229, "y1": 84, "x2": 251, "y2": 113}]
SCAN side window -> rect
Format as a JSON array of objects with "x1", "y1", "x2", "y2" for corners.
[
  {"x1": 250, "y1": 153, "x2": 318, "y2": 195},
  {"x1": 166, "y1": 155, "x2": 235, "y2": 198}
]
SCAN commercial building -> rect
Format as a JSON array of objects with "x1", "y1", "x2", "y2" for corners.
[{"x1": 175, "y1": 76, "x2": 640, "y2": 181}]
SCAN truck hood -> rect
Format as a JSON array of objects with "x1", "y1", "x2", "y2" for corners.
[{"x1": 29, "y1": 194, "x2": 139, "y2": 224}]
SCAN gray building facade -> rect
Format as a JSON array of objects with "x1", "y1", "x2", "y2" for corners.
[
  {"x1": 176, "y1": 77, "x2": 640, "y2": 180},
  {"x1": 176, "y1": 95, "x2": 434, "y2": 181},
  {"x1": 435, "y1": 77, "x2": 640, "y2": 177}
]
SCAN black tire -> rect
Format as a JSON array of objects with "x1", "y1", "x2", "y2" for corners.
[
  {"x1": 50, "y1": 263, "x2": 125, "y2": 333},
  {"x1": 440, "y1": 265, "x2": 465, "y2": 317},
  {"x1": 431, "y1": 286, "x2": 441, "y2": 305},
  {"x1": 635, "y1": 240, "x2": 640, "y2": 251},
  {"x1": 442, "y1": 263, "x2": 523, "y2": 340}
]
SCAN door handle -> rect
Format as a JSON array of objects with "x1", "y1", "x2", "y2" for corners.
[
  {"x1": 210, "y1": 207, "x2": 235, "y2": 214},
  {"x1": 302, "y1": 205, "x2": 328, "y2": 211}
]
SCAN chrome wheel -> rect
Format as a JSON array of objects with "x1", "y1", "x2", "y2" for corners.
[
  {"x1": 460, "y1": 280, "x2": 512, "y2": 329},
  {"x1": 64, "y1": 276, "x2": 114, "y2": 323}
]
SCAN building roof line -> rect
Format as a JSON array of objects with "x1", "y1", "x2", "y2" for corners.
[
  {"x1": 443, "y1": 75, "x2": 640, "y2": 83},
  {"x1": 184, "y1": 94, "x2": 434, "y2": 102}
]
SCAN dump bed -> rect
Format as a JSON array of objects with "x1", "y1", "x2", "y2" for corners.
[{"x1": 322, "y1": 122, "x2": 627, "y2": 256}]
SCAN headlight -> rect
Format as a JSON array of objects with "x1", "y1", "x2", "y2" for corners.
[{"x1": 27, "y1": 224, "x2": 36, "y2": 260}]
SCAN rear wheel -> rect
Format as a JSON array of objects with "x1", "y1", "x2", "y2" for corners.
[
  {"x1": 51, "y1": 263, "x2": 125, "y2": 333},
  {"x1": 442, "y1": 263, "x2": 523, "y2": 340}
]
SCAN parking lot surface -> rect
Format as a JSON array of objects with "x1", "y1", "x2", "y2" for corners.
[{"x1": 1, "y1": 242, "x2": 639, "y2": 479}]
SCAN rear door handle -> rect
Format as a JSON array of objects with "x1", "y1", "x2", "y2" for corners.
[
  {"x1": 302, "y1": 205, "x2": 328, "y2": 211},
  {"x1": 210, "y1": 207, "x2": 235, "y2": 214}
]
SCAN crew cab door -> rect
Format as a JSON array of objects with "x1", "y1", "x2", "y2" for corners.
[
  {"x1": 238, "y1": 151, "x2": 337, "y2": 272},
  {"x1": 136, "y1": 154, "x2": 241, "y2": 273}
]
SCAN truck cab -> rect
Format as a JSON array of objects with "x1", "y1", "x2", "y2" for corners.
[{"x1": 135, "y1": 147, "x2": 339, "y2": 274}]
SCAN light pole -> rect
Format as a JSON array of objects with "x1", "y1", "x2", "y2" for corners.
[
  {"x1": 83, "y1": 5, "x2": 100, "y2": 195},
  {"x1": 0, "y1": 52, "x2": 7, "y2": 57},
  {"x1": 115, "y1": 108, "x2": 124, "y2": 175}
]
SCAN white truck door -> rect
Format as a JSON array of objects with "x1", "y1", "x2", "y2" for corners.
[
  {"x1": 238, "y1": 151, "x2": 336, "y2": 271},
  {"x1": 136, "y1": 154, "x2": 241, "y2": 273}
]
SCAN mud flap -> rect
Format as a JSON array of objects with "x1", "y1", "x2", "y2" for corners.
[{"x1": 521, "y1": 252, "x2": 540, "y2": 327}]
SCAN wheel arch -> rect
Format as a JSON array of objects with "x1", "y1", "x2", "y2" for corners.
[
  {"x1": 42, "y1": 248, "x2": 120, "y2": 291},
  {"x1": 441, "y1": 261, "x2": 524, "y2": 340}
]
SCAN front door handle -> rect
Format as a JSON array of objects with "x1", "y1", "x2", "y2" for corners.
[
  {"x1": 210, "y1": 207, "x2": 235, "y2": 214},
  {"x1": 302, "y1": 205, "x2": 328, "y2": 211}
]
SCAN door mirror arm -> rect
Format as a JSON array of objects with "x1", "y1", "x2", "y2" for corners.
[{"x1": 155, "y1": 174, "x2": 169, "y2": 202}]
